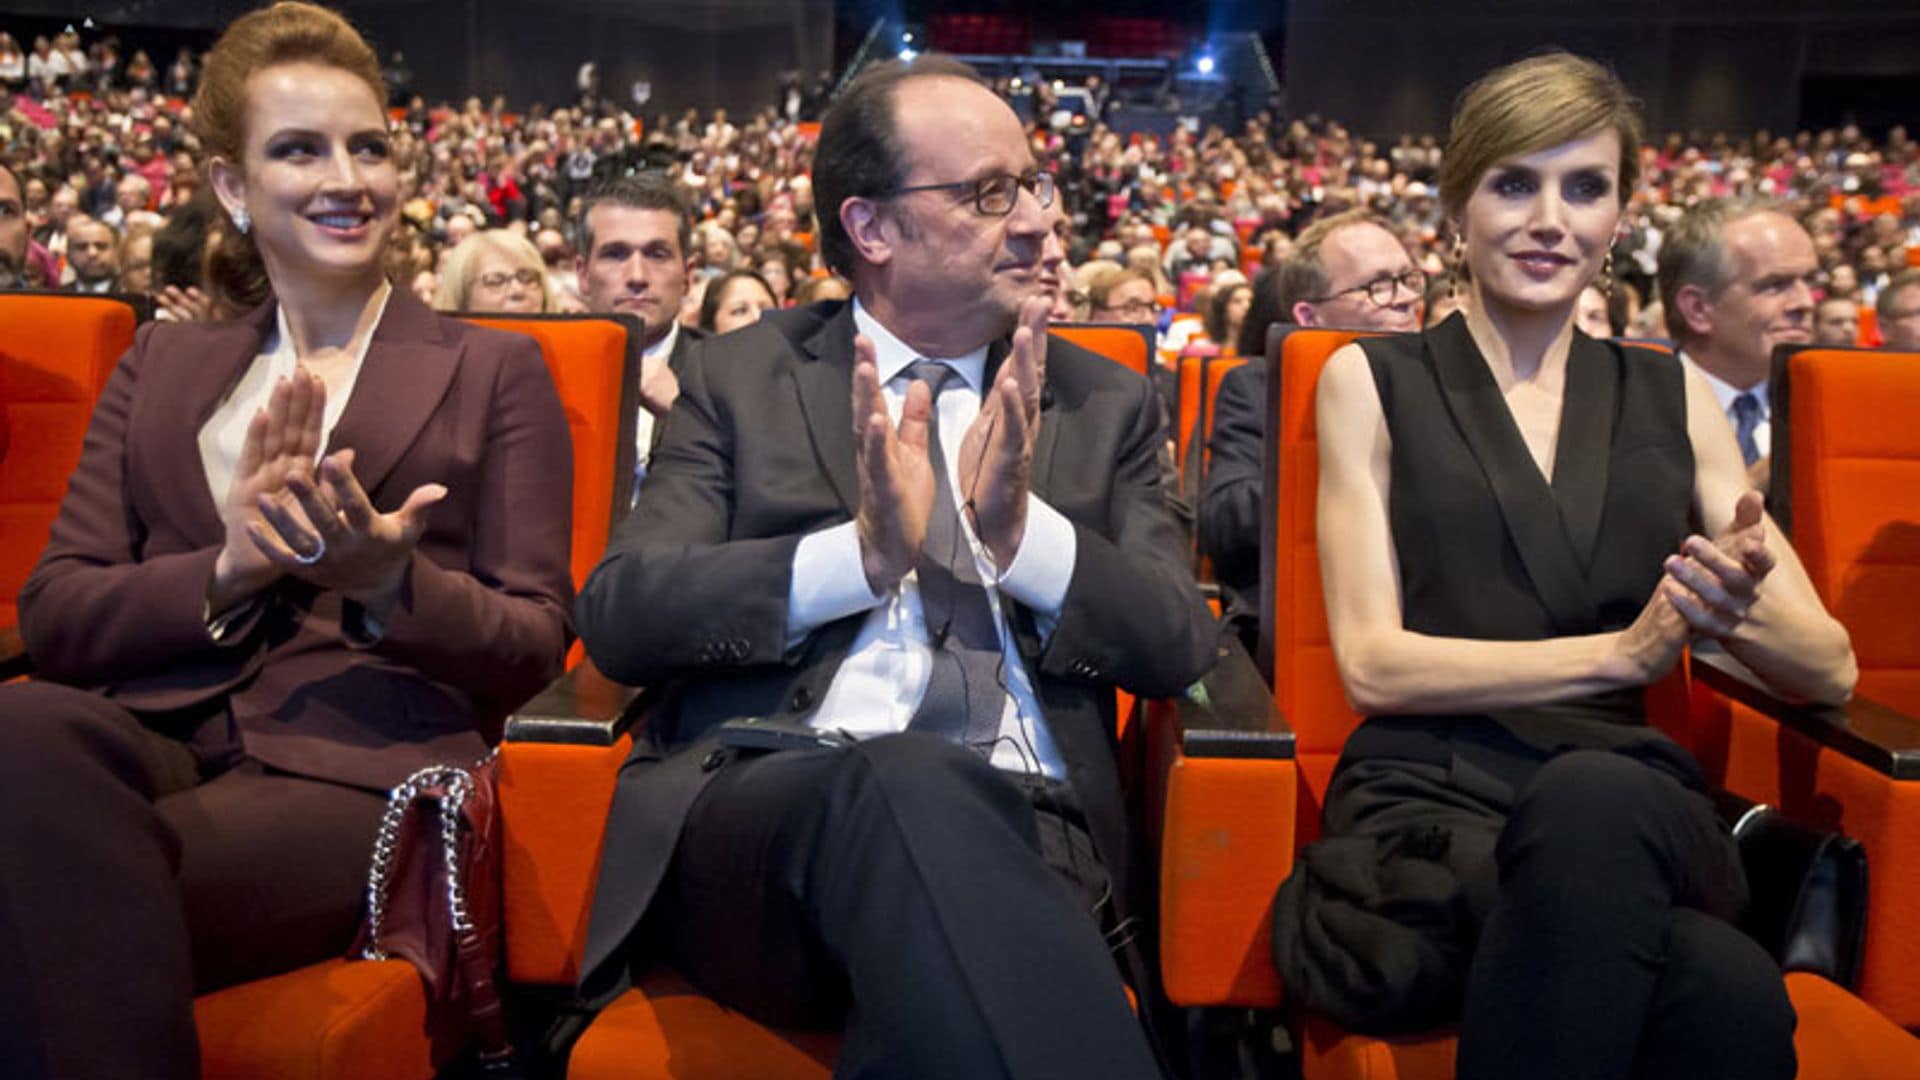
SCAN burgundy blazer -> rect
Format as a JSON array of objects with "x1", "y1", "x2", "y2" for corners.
[{"x1": 19, "y1": 289, "x2": 574, "y2": 790}]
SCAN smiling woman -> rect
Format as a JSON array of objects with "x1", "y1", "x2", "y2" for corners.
[
  {"x1": 0, "y1": 5, "x2": 574, "y2": 1077},
  {"x1": 1277, "y1": 51, "x2": 1856, "y2": 1080}
]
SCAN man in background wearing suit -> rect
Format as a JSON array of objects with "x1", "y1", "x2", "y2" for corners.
[
  {"x1": 574, "y1": 173, "x2": 701, "y2": 487},
  {"x1": 1658, "y1": 197, "x2": 1819, "y2": 494},
  {"x1": 1201, "y1": 209, "x2": 1422, "y2": 632},
  {"x1": 574, "y1": 56, "x2": 1214, "y2": 1077}
]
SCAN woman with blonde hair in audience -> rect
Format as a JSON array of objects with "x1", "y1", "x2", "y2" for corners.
[
  {"x1": 434, "y1": 227, "x2": 550, "y2": 313},
  {"x1": 1278, "y1": 51, "x2": 1852, "y2": 1080},
  {"x1": 0, "y1": 5, "x2": 572, "y2": 1077}
]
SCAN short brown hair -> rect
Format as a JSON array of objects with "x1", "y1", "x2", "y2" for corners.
[
  {"x1": 1438, "y1": 52, "x2": 1642, "y2": 223},
  {"x1": 812, "y1": 54, "x2": 986, "y2": 278},
  {"x1": 1275, "y1": 208, "x2": 1391, "y2": 314},
  {"x1": 1656, "y1": 196, "x2": 1779, "y2": 344},
  {"x1": 1876, "y1": 268, "x2": 1920, "y2": 320}
]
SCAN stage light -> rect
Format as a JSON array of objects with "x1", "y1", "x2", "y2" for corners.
[
  {"x1": 902, "y1": 31, "x2": 914, "y2": 43},
  {"x1": 898, "y1": 48, "x2": 919, "y2": 62},
  {"x1": 1196, "y1": 54, "x2": 1216, "y2": 76}
]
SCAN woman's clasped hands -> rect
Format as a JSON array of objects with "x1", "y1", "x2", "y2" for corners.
[
  {"x1": 210, "y1": 369, "x2": 445, "y2": 618},
  {"x1": 1618, "y1": 490, "x2": 1775, "y2": 682}
]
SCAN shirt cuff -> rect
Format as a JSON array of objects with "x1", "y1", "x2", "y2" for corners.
[
  {"x1": 788, "y1": 520, "x2": 885, "y2": 644},
  {"x1": 993, "y1": 493, "x2": 1075, "y2": 618}
]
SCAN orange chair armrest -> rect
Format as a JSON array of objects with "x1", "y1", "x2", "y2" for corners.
[
  {"x1": 1693, "y1": 647, "x2": 1920, "y2": 778},
  {"x1": 1151, "y1": 635, "x2": 1295, "y2": 1008},
  {"x1": 498, "y1": 663, "x2": 644, "y2": 987}
]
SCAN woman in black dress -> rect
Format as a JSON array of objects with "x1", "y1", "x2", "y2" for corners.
[{"x1": 1285, "y1": 52, "x2": 1855, "y2": 1079}]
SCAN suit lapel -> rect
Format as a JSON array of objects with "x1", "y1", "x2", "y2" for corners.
[
  {"x1": 1427, "y1": 316, "x2": 1596, "y2": 634},
  {"x1": 791, "y1": 303, "x2": 859, "y2": 514},
  {"x1": 1027, "y1": 335, "x2": 1063, "y2": 502},
  {"x1": 323, "y1": 289, "x2": 459, "y2": 500},
  {"x1": 1551, "y1": 332, "x2": 1618, "y2": 572},
  {"x1": 171, "y1": 302, "x2": 277, "y2": 541}
]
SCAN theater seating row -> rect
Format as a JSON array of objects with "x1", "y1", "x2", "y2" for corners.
[{"x1": 1, "y1": 292, "x2": 1915, "y2": 1077}]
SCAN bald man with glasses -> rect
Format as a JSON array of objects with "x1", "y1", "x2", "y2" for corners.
[{"x1": 1202, "y1": 209, "x2": 1423, "y2": 632}]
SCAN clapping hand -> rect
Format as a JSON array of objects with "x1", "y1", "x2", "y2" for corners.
[
  {"x1": 958, "y1": 294, "x2": 1049, "y2": 570},
  {"x1": 252, "y1": 446, "x2": 446, "y2": 616},
  {"x1": 1661, "y1": 490, "x2": 1776, "y2": 639},
  {"x1": 211, "y1": 371, "x2": 324, "y2": 610},
  {"x1": 852, "y1": 333, "x2": 936, "y2": 594}
]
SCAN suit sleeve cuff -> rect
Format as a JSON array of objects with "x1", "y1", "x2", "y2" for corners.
[
  {"x1": 994, "y1": 493, "x2": 1075, "y2": 619},
  {"x1": 203, "y1": 595, "x2": 266, "y2": 645},
  {"x1": 788, "y1": 520, "x2": 884, "y2": 644}
]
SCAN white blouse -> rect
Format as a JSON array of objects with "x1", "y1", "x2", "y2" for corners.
[{"x1": 197, "y1": 286, "x2": 391, "y2": 511}]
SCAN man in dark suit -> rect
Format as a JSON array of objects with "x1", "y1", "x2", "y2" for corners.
[
  {"x1": 573, "y1": 173, "x2": 702, "y2": 487},
  {"x1": 576, "y1": 56, "x2": 1214, "y2": 1077},
  {"x1": 1202, "y1": 209, "x2": 1422, "y2": 628}
]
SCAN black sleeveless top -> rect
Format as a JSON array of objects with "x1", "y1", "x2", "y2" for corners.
[{"x1": 1343, "y1": 314, "x2": 1696, "y2": 762}]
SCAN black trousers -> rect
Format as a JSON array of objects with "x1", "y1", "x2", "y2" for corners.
[
  {"x1": 635, "y1": 731, "x2": 1160, "y2": 1080},
  {"x1": 1325, "y1": 739, "x2": 1797, "y2": 1080},
  {"x1": 0, "y1": 681, "x2": 388, "y2": 1080}
]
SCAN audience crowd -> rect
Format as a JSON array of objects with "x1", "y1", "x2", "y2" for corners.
[{"x1": 6, "y1": 22, "x2": 1920, "y2": 351}]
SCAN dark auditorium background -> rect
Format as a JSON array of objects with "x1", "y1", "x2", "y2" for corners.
[{"x1": 2, "y1": 0, "x2": 1916, "y2": 129}]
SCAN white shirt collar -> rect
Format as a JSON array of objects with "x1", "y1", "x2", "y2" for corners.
[
  {"x1": 851, "y1": 298, "x2": 988, "y2": 393},
  {"x1": 1679, "y1": 349, "x2": 1770, "y2": 418},
  {"x1": 643, "y1": 319, "x2": 680, "y2": 362}
]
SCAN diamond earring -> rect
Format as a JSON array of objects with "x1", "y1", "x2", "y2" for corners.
[{"x1": 232, "y1": 207, "x2": 250, "y2": 235}]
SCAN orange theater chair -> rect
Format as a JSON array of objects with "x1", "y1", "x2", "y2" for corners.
[
  {"x1": 0, "y1": 293, "x2": 140, "y2": 651},
  {"x1": 494, "y1": 322, "x2": 1293, "y2": 1078},
  {"x1": 1261, "y1": 328, "x2": 1920, "y2": 1079},
  {"x1": 1681, "y1": 344, "x2": 1920, "y2": 1030},
  {"x1": 190, "y1": 313, "x2": 639, "y2": 1078}
]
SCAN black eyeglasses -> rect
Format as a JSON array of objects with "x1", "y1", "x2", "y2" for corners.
[
  {"x1": 1307, "y1": 268, "x2": 1427, "y2": 308},
  {"x1": 882, "y1": 169, "x2": 1056, "y2": 216}
]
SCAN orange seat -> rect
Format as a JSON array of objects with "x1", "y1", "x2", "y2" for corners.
[
  {"x1": 0, "y1": 294, "x2": 138, "y2": 629},
  {"x1": 1704, "y1": 344, "x2": 1920, "y2": 1028},
  {"x1": 570, "y1": 971, "x2": 837, "y2": 1079},
  {"x1": 463, "y1": 314, "x2": 638, "y2": 602},
  {"x1": 1858, "y1": 306, "x2": 1882, "y2": 348},
  {"x1": 1263, "y1": 329, "x2": 1920, "y2": 1077},
  {"x1": 1049, "y1": 322, "x2": 1154, "y2": 378},
  {"x1": 193, "y1": 958, "x2": 440, "y2": 1080}
]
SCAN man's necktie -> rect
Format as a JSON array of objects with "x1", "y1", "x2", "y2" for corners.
[
  {"x1": 1731, "y1": 391, "x2": 1762, "y2": 467},
  {"x1": 901, "y1": 360, "x2": 1007, "y2": 752}
]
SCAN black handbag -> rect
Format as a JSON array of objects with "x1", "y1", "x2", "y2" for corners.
[{"x1": 1727, "y1": 801, "x2": 1870, "y2": 988}]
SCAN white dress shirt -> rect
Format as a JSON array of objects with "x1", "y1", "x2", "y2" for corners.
[
  {"x1": 1679, "y1": 350, "x2": 1771, "y2": 460},
  {"x1": 632, "y1": 320, "x2": 679, "y2": 480},
  {"x1": 784, "y1": 300, "x2": 1079, "y2": 777}
]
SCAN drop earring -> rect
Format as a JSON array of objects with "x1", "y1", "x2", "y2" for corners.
[{"x1": 231, "y1": 207, "x2": 250, "y2": 235}]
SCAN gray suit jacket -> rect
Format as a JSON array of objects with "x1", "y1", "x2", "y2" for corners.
[{"x1": 576, "y1": 299, "x2": 1215, "y2": 990}]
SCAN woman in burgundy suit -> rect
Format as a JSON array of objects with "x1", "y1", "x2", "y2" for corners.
[{"x1": 0, "y1": 5, "x2": 572, "y2": 1077}]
